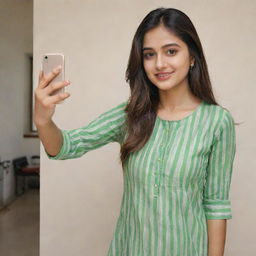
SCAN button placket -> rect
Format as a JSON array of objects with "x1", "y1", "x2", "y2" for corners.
[{"x1": 153, "y1": 122, "x2": 170, "y2": 197}]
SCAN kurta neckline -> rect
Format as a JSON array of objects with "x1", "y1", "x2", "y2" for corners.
[{"x1": 156, "y1": 100, "x2": 205, "y2": 123}]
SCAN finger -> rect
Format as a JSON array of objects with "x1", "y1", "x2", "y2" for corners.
[
  {"x1": 39, "y1": 66, "x2": 61, "y2": 89},
  {"x1": 37, "y1": 70, "x2": 44, "y2": 87},
  {"x1": 44, "y1": 79, "x2": 70, "y2": 95},
  {"x1": 39, "y1": 70, "x2": 43, "y2": 80},
  {"x1": 47, "y1": 92, "x2": 71, "y2": 105}
]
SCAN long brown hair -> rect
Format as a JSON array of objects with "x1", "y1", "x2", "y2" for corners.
[{"x1": 119, "y1": 7, "x2": 238, "y2": 169}]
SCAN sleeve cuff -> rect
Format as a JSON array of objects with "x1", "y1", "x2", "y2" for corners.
[
  {"x1": 45, "y1": 130, "x2": 71, "y2": 160},
  {"x1": 203, "y1": 199, "x2": 232, "y2": 219}
]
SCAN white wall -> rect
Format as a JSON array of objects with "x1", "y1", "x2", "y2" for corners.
[
  {"x1": 34, "y1": 0, "x2": 256, "y2": 255},
  {"x1": 0, "y1": 0, "x2": 39, "y2": 204}
]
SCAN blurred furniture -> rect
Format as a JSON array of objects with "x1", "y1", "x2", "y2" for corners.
[
  {"x1": 0, "y1": 160, "x2": 11, "y2": 209},
  {"x1": 12, "y1": 156, "x2": 40, "y2": 196},
  {"x1": 31, "y1": 155, "x2": 40, "y2": 165},
  {"x1": 0, "y1": 161, "x2": 4, "y2": 209}
]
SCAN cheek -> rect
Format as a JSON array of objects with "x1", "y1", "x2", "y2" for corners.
[
  {"x1": 178, "y1": 54, "x2": 190, "y2": 67},
  {"x1": 143, "y1": 61, "x2": 153, "y2": 75},
  {"x1": 171, "y1": 56, "x2": 185, "y2": 67}
]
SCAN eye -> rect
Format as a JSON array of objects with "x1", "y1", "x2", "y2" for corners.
[
  {"x1": 143, "y1": 52, "x2": 154, "y2": 59},
  {"x1": 167, "y1": 49, "x2": 177, "y2": 55}
]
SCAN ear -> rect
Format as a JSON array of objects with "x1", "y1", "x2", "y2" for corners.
[{"x1": 190, "y1": 55, "x2": 195, "y2": 64}]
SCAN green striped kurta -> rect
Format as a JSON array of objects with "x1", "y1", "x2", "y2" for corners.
[{"x1": 46, "y1": 100, "x2": 236, "y2": 256}]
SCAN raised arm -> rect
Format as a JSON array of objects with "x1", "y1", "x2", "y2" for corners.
[
  {"x1": 44, "y1": 100, "x2": 127, "y2": 160},
  {"x1": 34, "y1": 66, "x2": 71, "y2": 157},
  {"x1": 34, "y1": 66, "x2": 128, "y2": 160}
]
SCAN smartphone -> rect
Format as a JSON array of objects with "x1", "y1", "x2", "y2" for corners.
[{"x1": 41, "y1": 53, "x2": 65, "y2": 99}]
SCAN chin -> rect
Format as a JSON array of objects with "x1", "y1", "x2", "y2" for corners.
[
  {"x1": 157, "y1": 85, "x2": 177, "y2": 91},
  {"x1": 152, "y1": 80, "x2": 178, "y2": 90},
  {"x1": 155, "y1": 77, "x2": 188, "y2": 91}
]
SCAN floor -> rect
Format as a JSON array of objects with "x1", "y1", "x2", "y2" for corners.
[{"x1": 0, "y1": 189, "x2": 39, "y2": 256}]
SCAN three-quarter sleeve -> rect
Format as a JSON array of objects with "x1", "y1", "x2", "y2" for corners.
[
  {"x1": 203, "y1": 109, "x2": 236, "y2": 220},
  {"x1": 45, "y1": 100, "x2": 127, "y2": 160}
]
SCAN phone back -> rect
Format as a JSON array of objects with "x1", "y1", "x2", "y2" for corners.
[{"x1": 42, "y1": 53, "x2": 65, "y2": 97}]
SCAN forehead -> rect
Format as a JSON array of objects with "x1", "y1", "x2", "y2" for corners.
[{"x1": 143, "y1": 25, "x2": 185, "y2": 48}]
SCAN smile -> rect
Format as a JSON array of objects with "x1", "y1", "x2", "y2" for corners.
[{"x1": 155, "y1": 71, "x2": 174, "y2": 81}]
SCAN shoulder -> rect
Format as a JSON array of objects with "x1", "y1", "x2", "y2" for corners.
[
  {"x1": 204, "y1": 102, "x2": 235, "y2": 123},
  {"x1": 204, "y1": 102, "x2": 235, "y2": 138}
]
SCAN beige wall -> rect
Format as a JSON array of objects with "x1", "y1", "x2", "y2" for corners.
[{"x1": 34, "y1": 0, "x2": 256, "y2": 255}]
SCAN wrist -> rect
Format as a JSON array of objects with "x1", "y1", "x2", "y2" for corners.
[{"x1": 34, "y1": 117, "x2": 53, "y2": 127}]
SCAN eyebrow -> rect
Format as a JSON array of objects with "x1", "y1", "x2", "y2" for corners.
[{"x1": 142, "y1": 43, "x2": 181, "y2": 52}]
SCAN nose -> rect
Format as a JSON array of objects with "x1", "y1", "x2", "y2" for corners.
[{"x1": 155, "y1": 54, "x2": 167, "y2": 70}]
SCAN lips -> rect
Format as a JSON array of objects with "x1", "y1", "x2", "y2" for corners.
[{"x1": 155, "y1": 71, "x2": 174, "y2": 80}]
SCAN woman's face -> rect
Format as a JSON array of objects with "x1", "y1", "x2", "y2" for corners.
[{"x1": 142, "y1": 24, "x2": 194, "y2": 91}]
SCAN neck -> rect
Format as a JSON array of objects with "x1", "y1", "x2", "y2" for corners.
[{"x1": 158, "y1": 82, "x2": 201, "y2": 111}]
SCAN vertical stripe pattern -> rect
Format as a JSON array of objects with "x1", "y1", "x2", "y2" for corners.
[{"x1": 46, "y1": 100, "x2": 236, "y2": 256}]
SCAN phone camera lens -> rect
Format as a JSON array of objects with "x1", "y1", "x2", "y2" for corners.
[{"x1": 44, "y1": 56, "x2": 48, "y2": 59}]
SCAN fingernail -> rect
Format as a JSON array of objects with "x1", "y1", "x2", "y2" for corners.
[{"x1": 56, "y1": 65, "x2": 62, "y2": 71}]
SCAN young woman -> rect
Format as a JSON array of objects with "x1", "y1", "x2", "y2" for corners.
[{"x1": 34, "y1": 7, "x2": 236, "y2": 256}]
